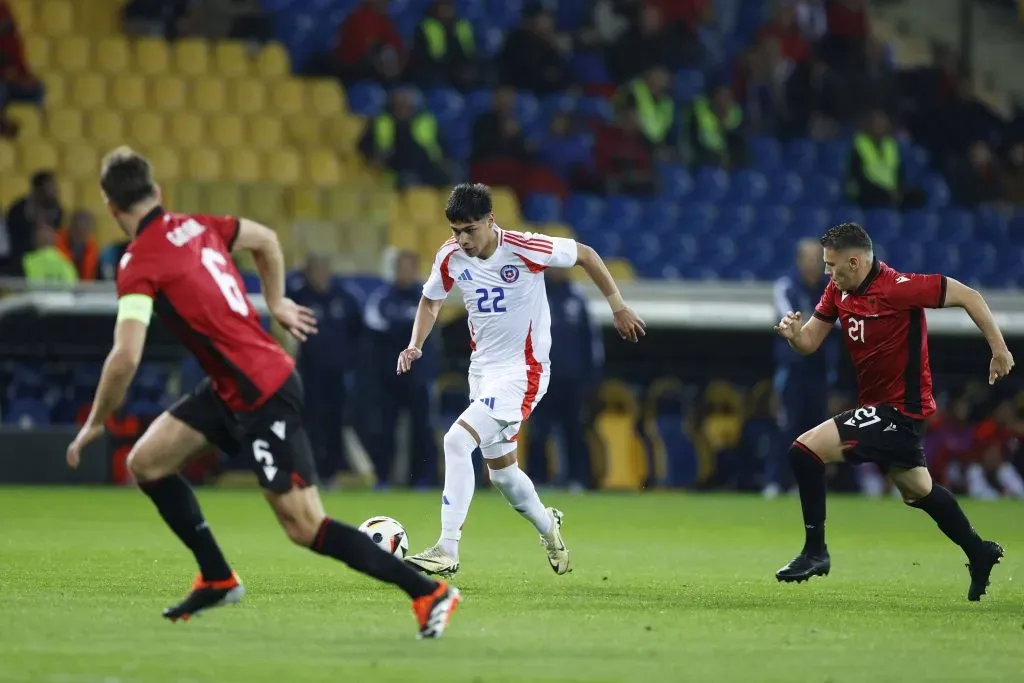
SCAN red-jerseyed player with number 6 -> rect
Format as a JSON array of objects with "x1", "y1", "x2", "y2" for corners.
[
  {"x1": 773, "y1": 222, "x2": 1014, "y2": 601},
  {"x1": 65, "y1": 147, "x2": 459, "y2": 638}
]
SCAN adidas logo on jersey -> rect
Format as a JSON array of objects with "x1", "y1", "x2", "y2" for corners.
[
  {"x1": 477, "y1": 397, "x2": 496, "y2": 409},
  {"x1": 456, "y1": 269, "x2": 473, "y2": 282}
]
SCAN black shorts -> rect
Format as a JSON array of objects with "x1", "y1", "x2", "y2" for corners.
[
  {"x1": 833, "y1": 404, "x2": 927, "y2": 471},
  {"x1": 169, "y1": 372, "x2": 317, "y2": 493}
]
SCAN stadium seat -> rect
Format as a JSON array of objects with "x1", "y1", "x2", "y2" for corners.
[
  {"x1": 205, "y1": 182, "x2": 244, "y2": 216},
  {"x1": 346, "y1": 82, "x2": 387, "y2": 116},
  {"x1": 604, "y1": 197, "x2": 642, "y2": 234},
  {"x1": 307, "y1": 150, "x2": 342, "y2": 186},
  {"x1": 169, "y1": 112, "x2": 205, "y2": 148},
  {"x1": 757, "y1": 205, "x2": 792, "y2": 238},
  {"x1": 46, "y1": 108, "x2": 83, "y2": 145},
  {"x1": 151, "y1": 75, "x2": 188, "y2": 112},
  {"x1": 766, "y1": 172, "x2": 804, "y2": 205},
  {"x1": 801, "y1": 175, "x2": 841, "y2": 208},
  {"x1": 863, "y1": 209, "x2": 901, "y2": 244},
  {"x1": 522, "y1": 193, "x2": 562, "y2": 223},
  {"x1": 113, "y1": 75, "x2": 147, "y2": 111},
  {"x1": 656, "y1": 160, "x2": 694, "y2": 202},
  {"x1": 830, "y1": 205, "x2": 864, "y2": 228},
  {"x1": 250, "y1": 115, "x2": 286, "y2": 150},
  {"x1": 289, "y1": 186, "x2": 323, "y2": 221},
  {"x1": 266, "y1": 148, "x2": 302, "y2": 184},
  {"x1": 271, "y1": 80, "x2": 306, "y2": 117},
  {"x1": 782, "y1": 138, "x2": 817, "y2": 173},
  {"x1": 38, "y1": 0, "x2": 73, "y2": 37},
  {"x1": 974, "y1": 206, "x2": 1009, "y2": 244},
  {"x1": 902, "y1": 209, "x2": 940, "y2": 242},
  {"x1": 693, "y1": 167, "x2": 729, "y2": 203},
  {"x1": 230, "y1": 79, "x2": 268, "y2": 116},
  {"x1": 188, "y1": 148, "x2": 224, "y2": 181},
  {"x1": 490, "y1": 187, "x2": 521, "y2": 223},
  {"x1": 402, "y1": 187, "x2": 444, "y2": 222},
  {"x1": 63, "y1": 143, "x2": 99, "y2": 180},
  {"x1": 226, "y1": 148, "x2": 263, "y2": 183},
  {"x1": 387, "y1": 220, "x2": 419, "y2": 251},
  {"x1": 749, "y1": 136, "x2": 781, "y2": 172},
  {"x1": 940, "y1": 208, "x2": 974, "y2": 244},
  {"x1": 324, "y1": 115, "x2": 365, "y2": 155},
  {"x1": 134, "y1": 38, "x2": 170, "y2": 75},
  {"x1": 174, "y1": 39, "x2": 210, "y2": 77},
  {"x1": 210, "y1": 114, "x2": 246, "y2": 149},
  {"x1": 923, "y1": 174, "x2": 951, "y2": 209},
  {"x1": 4, "y1": 399, "x2": 52, "y2": 427},
  {"x1": 17, "y1": 139, "x2": 58, "y2": 173},
  {"x1": 71, "y1": 74, "x2": 108, "y2": 110},
  {"x1": 22, "y1": 34, "x2": 49, "y2": 70},
  {"x1": 54, "y1": 36, "x2": 90, "y2": 74},
  {"x1": 95, "y1": 37, "x2": 131, "y2": 74},
  {"x1": 147, "y1": 147, "x2": 182, "y2": 181},
  {"x1": 243, "y1": 183, "x2": 286, "y2": 225},
  {"x1": 129, "y1": 112, "x2": 165, "y2": 148},
  {"x1": 192, "y1": 78, "x2": 227, "y2": 114},
  {"x1": 0, "y1": 140, "x2": 15, "y2": 175},
  {"x1": 726, "y1": 169, "x2": 768, "y2": 204},
  {"x1": 214, "y1": 42, "x2": 250, "y2": 78},
  {"x1": 310, "y1": 80, "x2": 346, "y2": 117},
  {"x1": 41, "y1": 73, "x2": 67, "y2": 107},
  {"x1": 426, "y1": 88, "x2": 465, "y2": 125},
  {"x1": 674, "y1": 68, "x2": 704, "y2": 103},
  {"x1": 256, "y1": 43, "x2": 291, "y2": 78},
  {"x1": 6, "y1": 103, "x2": 40, "y2": 140},
  {"x1": 283, "y1": 114, "x2": 321, "y2": 150}
]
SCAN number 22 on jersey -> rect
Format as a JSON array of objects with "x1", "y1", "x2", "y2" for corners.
[{"x1": 201, "y1": 247, "x2": 249, "y2": 316}]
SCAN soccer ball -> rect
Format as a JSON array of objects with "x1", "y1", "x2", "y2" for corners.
[{"x1": 358, "y1": 516, "x2": 410, "y2": 558}]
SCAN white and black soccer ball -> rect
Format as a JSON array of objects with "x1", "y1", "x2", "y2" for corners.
[{"x1": 358, "y1": 516, "x2": 409, "y2": 558}]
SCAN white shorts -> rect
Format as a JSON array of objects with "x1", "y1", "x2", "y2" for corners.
[{"x1": 461, "y1": 371, "x2": 550, "y2": 457}]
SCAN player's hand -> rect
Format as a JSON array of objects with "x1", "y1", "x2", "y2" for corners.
[
  {"x1": 613, "y1": 307, "x2": 646, "y2": 343},
  {"x1": 989, "y1": 349, "x2": 1014, "y2": 385},
  {"x1": 66, "y1": 422, "x2": 105, "y2": 469},
  {"x1": 774, "y1": 311, "x2": 802, "y2": 340},
  {"x1": 397, "y1": 346, "x2": 422, "y2": 375},
  {"x1": 269, "y1": 298, "x2": 318, "y2": 342}
]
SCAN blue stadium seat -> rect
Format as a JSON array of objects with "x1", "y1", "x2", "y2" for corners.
[
  {"x1": 522, "y1": 193, "x2": 561, "y2": 223},
  {"x1": 883, "y1": 241, "x2": 924, "y2": 272},
  {"x1": 939, "y1": 208, "x2": 974, "y2": 244},
  {"x1": 678, "y1": 202, "x2": 717, "y2": 237},
  {"x1": 817, "y1": 138, "x2": 850, "y2": 178},
  {"x1": 863, "y1": 208, "x2": 900, "y2": 244},
  {"x1": 515, "y1": 92, "x2": 540, "y2": 126},
  {"x1": 727, "y1": 169, "x2": 768, "y2": 204},
  {"x1": 749, "y1": 136, "x2": 781, "y2": 172},
  {"x1": 465, "y1": 89, "x2": 493, "y2": 117},
  {"x1": 693, "y1": 167, "x2": 730, "y2": 202},
  {"x1": 657, "y1": 163, "x2": 693, "y2": 200},
  {"x1": 585, "y1": 231, "x2": 623, "y2": 259},
  {"x1": 782, "y1": 138, "x2": 817, "y2": 174},
  {"x1": 577, "y1": 96, "x2": 613, "y2": 123},
  {"x1": 902, "y1": 209, "x2": 940, "y2": 242},
  {"x1": 957, "y1": 242, "x2": 998, "y2": 284},
  {"x1": 346, "y1": 82, "x2": 387, "y2": 117},
  {"x1": 674, "y1": 69, "x2": 704, "y2": 104},
  {"x1": 757, "y1": 205, "x2": 792, "y2": 239},
  {"x1": 923, "y1": 173, "x2": 951, "y2": 209},
  {"x1": 974, "y1": 206, "x2": 1009, "y2": 244},
  {"x1": 766, "y1": 172, "x2": 804, "y2": 205},
  {"x1": 801, "y1": 174, "x2": 841, "y2": 208},
  {"x1": 562, "y1": 193, "x2": 605, "y2": 233},
  {"x1": 716, "y1": 205, "x2": 756, "y2": 236},
  {"x1": 426, "y1": 88, "x2": 466, "y2": 125},
  {"x1": 604, "y1": 197, "x2": 643, "y2": 233},
  {"x1": 792, "y1": 206, "x2": 830, "y2": 236},
  {"x1": 4, "y1": 399, "x2": 51, "y2": 427},
  {"x1": 830, "y1": 206, "x2": 864, "y2": 228},
  {"x1": 641, "y1": 199, "x2": 680, "y2": 236},
  {"x1": 133, "y1": 365, "x2": 168, "y2": 402},
  {"x1": 480, "y1": 27, "x2": 505, "y2": 57},
  {"x1": 901, "y1": 144, "x2": 930, "y2": 184}
]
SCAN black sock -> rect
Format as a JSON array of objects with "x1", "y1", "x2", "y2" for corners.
[
  {"x1": 908, "y1": 484, "x2": 985, "y2": 558},
  {"x1": 138, "y1": 475, "x2": 233, "y2": 582},
  {"x1": 789, "y1": 443, "x2": 827, "y2": 555},
  {"x1": 310, "y1": 518, "x2": 438, "y2": 599}
]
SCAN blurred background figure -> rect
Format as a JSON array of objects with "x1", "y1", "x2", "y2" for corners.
[
  {"x1": 364, "y1": 250, "x2": 439, "y2": 488},
  {"x1": 56, "y1": 210, "x2": 99, "y2": 281},
  {"x1": 359, "y1": 88, "x2": 450, "y2": 188},
  {"x1": 23, "y1": 221, "x2": 76, "y2": 286},
  {"x1": 408, "y1": 0, "x2": 480, "y2": 91},
  {"x1": 289, "y1": 253, "x2": 364, "y2": 487},
  {"x1": 527, "y1": 267, "x2": 603, "y2": 490},
  {"x1": 3, "y1": 170, "x2": 63, "y2": 276}
]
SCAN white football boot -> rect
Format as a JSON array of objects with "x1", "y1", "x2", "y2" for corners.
[
  {"x1": 540, "y1": 507, "x2": 572, "y2": 574},
  {"x1": 405, "y1": 544, "x2": 460, "y2": 577}
]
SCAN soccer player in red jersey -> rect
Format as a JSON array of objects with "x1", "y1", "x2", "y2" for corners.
[
  {"x1": 65, "y1": 147, "x2": 460, "y2": 638},
  {"x1": 773, "y1": 223, "x2": 1015, "y2": 600}
]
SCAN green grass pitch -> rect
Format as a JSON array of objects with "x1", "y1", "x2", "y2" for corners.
[{"x1": 0, "y1": 487, "x2": 1021, "y2": 683}]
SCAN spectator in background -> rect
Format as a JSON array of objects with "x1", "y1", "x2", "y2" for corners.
[
  {"x1": 595, "y1": 106, "x2": 657, "y2": 196},
  {"x1": 99, "y1": 238, "x2": 131, "y2": 281},
  {"x1": 617, "y1": 65, "x2": 676, "y2": 148},
  {"x1": 688, "y1": 84, "x2": 745, "y2": 169},
  {"x1": 849, "y1": 37, "x2": 897, "y2": 121},
  {"x1": 364, "y1": 251, "x2": 439, "y2": 488},
  {"x1": 847, "y1": 109, "x2": 924, "y2": 209},
  {"x1": 527, "y1": 267, "x2": 602, "y2": 490},
  {"x1": 408, "y1": 0, "x2": 479, "y2": 90},
  {"x1": 949, "y1": 140, "x2": 1003, "y2": 208},
  {"x1": 56, "y1": 210, "x2": 99, "y2": 281},
  {"x1": 4, "y1": 170, "x2": 63, "y2": 276},
  {"x1": 335, "y1": 0, "x2": 405, "y2": 85},
  {"x1": 767, "y1": 239, "x2": 834, "y2": 499},
  {"x1": 359, "y1": 89, "x2": 450, "y2": 188},
  {"x1": 785, "y1": 54, "x2": 843, "y2": 139},
  {"x1": 535, "y1": 112, "x2": 593, "y2": 190},
  {"x1": 968, "y1": 398, "x2": 1024, "y2": 500},
  {"x1": 122, "y1": 0, "x2": 190, "y2": 37},
  {"x1": 577, "y1": 0, "x2": 639, "y2": 51},
  {"x1": 1002, "y1": 141, "x2": 1024, "y2": 205},
  {"x1": 757, "y1": 1, "x2": 811, "y2": 67},
  {"x1": 820, "y1": 0, "x2": 869, "y2": 74},
  {"x1": 23, "y1": 223, "x2": 77, "y2": 286},
  {"x1": 177, "y1": 0, "x2": 274, "y2": 44},
  {"x1": 289, "y1": 254, "x2": 364, "y2": 487},
  {"x1": 737, "y1": 380, "x2": 781, "y2": 492},
  {"x1": 926, "y1": 392, "x2": 977, "y2": 491},
  {"x1": 793, "y1": 0, "x2": 828, "y2": 44},
  {"x1": 739, "y1": 35, "x2": 792, "y2": 136},
  {"x1": 607, "y1": 5, "x2": 692, "y2": 84},
  {"x1": 0, "y1": 0, "x2": 43, "y2": 105},
  {"x1": 499, "y1": 5, "x2": 571, "y2": 94}
]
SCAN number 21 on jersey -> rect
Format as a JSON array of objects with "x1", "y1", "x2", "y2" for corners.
[
  {"x1": 201, "y1": 247, "x2": 249, "y2": 316},
  {"x1": 847, "y1": 317, "x2": 865, "y2": 343}
]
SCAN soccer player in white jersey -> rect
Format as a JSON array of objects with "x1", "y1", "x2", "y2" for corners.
[{"x1": 397, "y1": 183, "x2": 646, "y2": 576}]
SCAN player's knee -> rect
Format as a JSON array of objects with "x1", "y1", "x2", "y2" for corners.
[
  {"x1": 280, "y1": 509, "x2": 323, "y2": 547},
  {"x1": 126, "y1": 447, "x2": 163, "y2": 483},
  {"x1": 443, "y1": 423, "x2": 477, "y2": 457}
]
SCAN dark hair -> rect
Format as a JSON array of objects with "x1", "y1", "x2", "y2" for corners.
[
  {"x1": 100, "y1": 146, "x2": 157, "y2": 212},
  {"x1": 820, "y1": 223, "x2": 872, "y2": 252},
  {"x1": 445, "y1": 183, "x2": 492, "y2": 223},
  {"x1": 30, "y1": 170, "x2": 55, "y2": 192}
]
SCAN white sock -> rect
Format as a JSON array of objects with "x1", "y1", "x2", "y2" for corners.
[
  {"x1": 488, "y1": 463, "x2": 553, "y2": 535},
  {"x1": 438, "y1": 425, "x2": 477, "y2": 559},
  {"x1": 966, "y1": 463, "x2": 999, "y2": 500},
  {"x1": 996, "y1": 462, "x2": 1024, "y2": 498}
]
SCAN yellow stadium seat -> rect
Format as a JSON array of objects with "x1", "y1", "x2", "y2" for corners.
[
  {"x1": 534, "y1": 222, "x2": 575, "y2": 239},
  {"x1": 134, "y1": 38, "x2": 170, "y2": 76},
  {"x1": 226, "y1": 148, "x2": 262, "y2": 183},
  {"x1": 174, "y1": 181, "x2": 203, "y2": 213},
  {"x1": 7, "y1": 0, "x2": 32, "y2": 32},
  {"x1": 284, "y1": 115, "x2": 321, "y2": 150},
  {"x1": 95, "y1": 37, "x2": 131, "y2": 74},
  {"x1": 86, "y1": 111, "x2": 125, "y2": 149},
  {"x1": 606, "y1": 258, "x2": 636, "y2": 282},
  {"x1": 57, "y1": 179, "x2": 77, "y2": 209},
  {"x1": 187, "y1": 149, "x2": 223, "y2": 181},
  {"x1": 489, "y1": 187, "x2": 521, "y2": 223},
  {"x1": 150, "y1": 75, "x2": 187, "y2": 112},
  {"x1": 39, "y1": 0, "x2": 74, "y2": 37},
  {"x1": 63, "y1": 143, "x2": 100, "y2": 180},
  {"x1": 147, "y1": 147, "x2": 182, "y2": 181},
  {"x1": 46, "y1": 108, "x2": 83, "y2": 145},
  {"x1": 129, "y1": 112, "x2": 165, "y2": 148},
  {"x1": 53, "y1": 36, "x2": 91, "y2": 73},
  {"x1": 174, "y1": 39, "x2": 210, "y2": 77},
  {"x1": 309, "y1": 81, "x2": 345, "y2": 118},
  {"x1": 214, "y1": 42, "x2": 250, "y2": 78},
  {"x1": 271, "y1": 80, "x2": 304, "y2": 117},
  {"x1": 288, "y1": 187, "x2": 322, "y2": 221},
  {"x1": 41, "y1": 73, "x2": 67, "y2": 107},
  {"x1": 324, "y1": 115, "x2": 366, "y2": 156},
  {"x1": 113, "y1": 75, "x2": 147, "y2": 110},
  {"x1": 6, "y1": 104, "x2": 41, "y2": 139},
  {"x1": 205, "y1": 182, "x2": 243, "y2": 217},
  {"x1": 255, "y1": 43, "x2": 290, "y2": 78},
  {"x1": 23, "y1": 35, "x2": 50, "y2": 70},
  {"x1": 266, "y1": 148, "x2": 301, "y2": 185},
  {"x1": 228, "y1": 79, "x2": 266, "y2": 116},
  {"x1": 402, "y1": 187, "x2": 444, "y2": 223},
  {"x1": 323, "y1": 186, "x2": 361, "y2": 222},
  {"x1": 248, "y1": 115, "x2": 284, "y2": 151},
  {"x1": 210, "y1": 114, "x2": 245, "y2": 149},
  {"x1": 169, "y1": 112, "x2": 205, "y2": 148},
  {"x1": 0, "y1": 140, "x2": 16, "y2": 174},
  {"x1": 192, "y1": 78, "x2": 227, "y2": 114},
  {"x1": 242, "y1": 183, "x2": 285, "y2": 225},
  {"x1": 75, "y1": 181, "x2": 103, "y2": 213},
  {"x1": 1, "y1": 176, "x2": 23, "y2": 207},
  {"x1": 306, "y1": 150, "x2": 341, "y2": 186},
  {"x1": 387, "y1": 221, "x2": 419, "y2": 251},
  {"x1": 71, "y1": 74, "x2": 108, "y2": 110}
]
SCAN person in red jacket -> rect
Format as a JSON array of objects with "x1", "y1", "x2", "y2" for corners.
[
  {"x1": 334, "y1": 0, "x2": 405, "y2": 84},
  {"x1": 56, "y1": 210, "x2": 100, "y2": 281}
]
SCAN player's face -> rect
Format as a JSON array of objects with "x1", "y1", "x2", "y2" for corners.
[
  {"x1": 822, "y1": 247, "x2": 858, "y2": 291},
  {"x1": 450, "y1": 215, "x2": 495, "y2": 258}
]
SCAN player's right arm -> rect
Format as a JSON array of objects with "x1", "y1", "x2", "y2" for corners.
[
  {"x1": 397, "y1": 244, "x2": 453, "y2": 374},
  {"x1": 775, "y1": 281, "x2": 835, "y2": 355}
]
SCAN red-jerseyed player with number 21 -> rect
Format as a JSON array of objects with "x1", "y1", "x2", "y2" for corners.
[
  {"x1": 65, "y1": 147, "x2": 459, "y2": 638},
  {"x1": 773, "y1": 222, "x2": 1014, "y2": 601}
]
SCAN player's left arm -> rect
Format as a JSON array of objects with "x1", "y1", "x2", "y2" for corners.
[
  {"x1": 941, "y1": 277, "x2": 1014, "y2": 384},
  {"x1": 571, "y1": 242, "x2": 646, "y2": 343}
]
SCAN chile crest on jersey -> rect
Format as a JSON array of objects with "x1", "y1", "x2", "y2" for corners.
[{"x1": 500, "y1": 264, "x2": 520, "y2": 283}]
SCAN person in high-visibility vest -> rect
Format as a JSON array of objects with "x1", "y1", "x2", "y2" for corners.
[
  {"x1": 847, "y1": 109, "x2": 901, "y2": 208},
  {"x1": 410, "y1": 0, "x2": 479, "y2": 90},
  {"x1": 688, "y1": 84, "x2": 745, "y2": 168},
  {"x1": 358, "y1": 89, "x2": 450, "y2": 188},
  {"x1": 616, "y1": 65, "x2": 676, "y2": 146},
  {"x1": 22, "y1": 223, "x2": 78, "y2": 287}
]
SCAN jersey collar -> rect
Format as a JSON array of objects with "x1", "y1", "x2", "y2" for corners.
[
  {"x1": 853, "y1": 258, "x2": 881, "y2": 296},
  {"x1": 135, "y1": 206, "x2": 165, "y2": 238}
]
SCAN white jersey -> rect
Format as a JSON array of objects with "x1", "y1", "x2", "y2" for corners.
[{"x1": 423, "y1": 226, "x2": 578, "y2": 379}]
